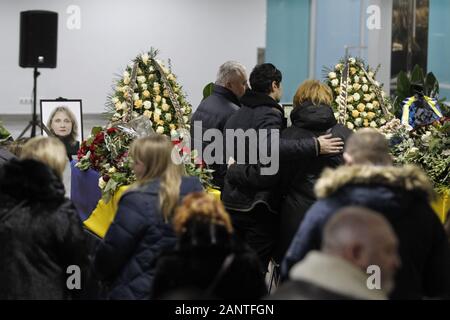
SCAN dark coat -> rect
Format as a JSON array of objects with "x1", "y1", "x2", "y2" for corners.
[
  {"x1": 93, "y1": 177, "x2": 203, "y2": 300},
  {"x1": 0, "y1": 159, "x2": 88, "y2": 300},
  {"x1": 282, "y1": 165, "x2": 450, "y2": 299},
  {"x1": 275, "y1": 102, "x2": 352, "y2": 260},
  {"x1": 0, "y1": 147, "x2": 15, "y2": 165},
  {"x1": 221, "y1": 90, "x2": 319, "y2": 213},
  {"x1": 152, "y1": 233, "x2": 267, "y2": 300},
  {"x1": 60, "y1": 136, "x2": 80, "y2": 159},
  {"x1": 190, "y1": 84, "x2": 241, "y2": 189}
]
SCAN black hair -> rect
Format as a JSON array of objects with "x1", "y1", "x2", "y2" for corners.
[{"x1": 249, "y1": 63, "x2": 282, "y2": 94}]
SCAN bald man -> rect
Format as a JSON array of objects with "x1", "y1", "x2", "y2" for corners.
[{"x1": 270, "y1": 206, "x2": 400, "y2": 300}]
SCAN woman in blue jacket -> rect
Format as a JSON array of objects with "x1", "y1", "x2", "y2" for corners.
[{"x1": 93, "y1": 134, "x2": 203, "y2": 299}]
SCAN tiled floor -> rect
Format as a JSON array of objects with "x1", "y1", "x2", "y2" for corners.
[{"x1": 1, "y1": 114, "x2": 108, "y2": 197}]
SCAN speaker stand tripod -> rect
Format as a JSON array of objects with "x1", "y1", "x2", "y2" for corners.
[{"x1": 18, "y1": 67, "x2": 51, "y2": 139}]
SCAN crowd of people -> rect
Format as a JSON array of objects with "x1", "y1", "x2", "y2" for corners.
[{"x1": 0, "y1": 60, "x2": 449, "y2": 300}]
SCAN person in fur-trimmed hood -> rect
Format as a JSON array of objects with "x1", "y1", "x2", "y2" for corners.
[{"x1": 282, "y1": 129, "x2": 450, "y2": 300}]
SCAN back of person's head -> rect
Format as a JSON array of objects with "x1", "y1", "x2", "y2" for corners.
[
  {"x1": 322, "y1": 206, "x2": 400, "y2": 294},
  {"x1": 216, "y1": 61, "x2": 247, "y2": 87},
  {"x1": 293, "y1": 80, "x2": 333, "y2": 107},
  {"x1": 215, "y1": 61, "x2": 247, "y2": 99},
  {"x1": 130, "y1": 134, "x2": 183, "y2": 221},
  {"x1": 173, "y1": 192, "x2": 233, "y2": 249},
  {"x1": 47, "y1": 106, "x2": 78, "y2": 143},
  {"x1": 344, "y1": 128, "x2": 392, "y2": 165},
  {"x1": 21, "y1": 136, "x2": 67, "y2": 178},
  {"x1": 249, "y1": 63, "x2": 282, "y2": 94}
]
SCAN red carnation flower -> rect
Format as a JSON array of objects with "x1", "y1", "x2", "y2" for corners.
[
  {"x1": 94, "y1": 132, "x2": 105, "y2": 144},
  {"x1": 90, "y1": 153, "x2": 97, "y2": 162},
  {"x1": 107, "y1": 127, "x2": 118, "y2": 134}
]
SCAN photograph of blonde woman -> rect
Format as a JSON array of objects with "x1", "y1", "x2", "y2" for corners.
[{"x1": 41, "y1": 100, "x2": 83, "y2": 159}]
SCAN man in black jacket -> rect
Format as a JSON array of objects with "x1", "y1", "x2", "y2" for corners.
[
  {"x1": 190, "y1": 61, "x2": 248, "y2": 190},
  {"x1": 222, "y1": 63, "x2": 344, "y2": 269}
]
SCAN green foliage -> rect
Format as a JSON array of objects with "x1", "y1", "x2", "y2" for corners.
[
  {"x1": 0, "y1": 121, "x2": 12, "y2": 142},
  {"x1": 202, "y1": 82, "x2": 214, "y2": 101},
  {"x1": 91, "y1": 126, "x2": 103, "y2": 136},
  {"x1": 410, "y1": 65, "x2": 425, "y2": 86}
]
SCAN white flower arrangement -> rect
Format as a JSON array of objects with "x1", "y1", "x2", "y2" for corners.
[
  {"x1": 107, "y1": 49, "x2": 192, "y2": 135},
  {"x1": 156, "y1": 126, "x2": 165, "y2": 134},
  {"x1": 137, "y1": 76, "x2": 146, "y2": 83},
  {"x1": 143, "y1": 101, "x2": 152, "y2": 109},
  {"x1": 325, "y1": 57, "x2": 392, "y2": 130}
]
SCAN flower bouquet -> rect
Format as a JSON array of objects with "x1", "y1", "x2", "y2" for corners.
[
  {"x1": 76, "y1": 48, "x2": 213, "y2": 201},
  {"x1": 325, "y1": 57, "x2": 394, "y2": 130},
  {"x1": 378, "y1": 118, "x2": 450, "y2": 221},
  {"x1": 76, "y1": 126, "x2": 136, "y2": 202},
  {"x1": 379, "y1": 118, "x2": 450, "y2": 193},
  {"x1": 106, "y1": 48, "x2": 192, "y2": 135}
]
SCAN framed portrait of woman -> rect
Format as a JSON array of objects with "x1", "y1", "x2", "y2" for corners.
[{"x1": 40, "y1": 99, "x2": 83, "y2": 158}]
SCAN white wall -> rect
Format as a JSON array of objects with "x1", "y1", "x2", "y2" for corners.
[{"x1": 0, "y1": 0, "x2": 266, "y2": 114}]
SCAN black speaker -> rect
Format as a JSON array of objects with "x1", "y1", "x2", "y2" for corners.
[{"x1": 19, "y1": 10, "x2": 58, "y2": 68}]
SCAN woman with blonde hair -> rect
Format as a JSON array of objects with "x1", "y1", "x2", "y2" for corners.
[
  {"x1": 0, "y1": 136, "x2": 88, "y2": 299},
  {"x1": 47, "y1": 106, "x2": 80, "y2": 157},
  {"x1": 93, "y1": 134, "x2": 203, "y2": 300},
  {"x1": 21, "y1": 136, "x2": 68, "y2": 178},
  {"x1": 275, "y1": 80, "x2": 352, "y2": 262},
  {"x1": 152, "y1": 192, "x2": 267, "y2": 299}
]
